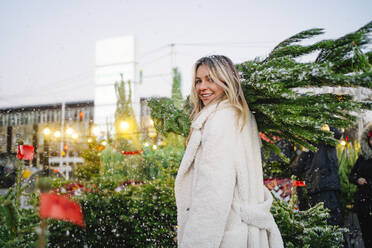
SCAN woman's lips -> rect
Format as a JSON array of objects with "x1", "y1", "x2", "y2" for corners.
[{"x1": 200, "y1": 93, "x2": 213, "y2": 100}]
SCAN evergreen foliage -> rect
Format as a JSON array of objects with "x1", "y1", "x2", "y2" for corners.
[
  {"x1": 148, "y1": 22, "x2": 372, "y2": 158},
  {"x1": 114, "y1": 74, "x2": 141, "y2": 150},
  {"x1": 97, "y1": 145, "x2": 145, "y2": 190},
  {"x1": 238, "y1": 21, "x2": 371, "y2": 154},
  {"x1": 171, "y1": 67, "x2": 184, "y2": 109},
  {"x1": 166, "y1": 67, "x2": 187, "y2": 148},
  {"x1": 142, "y1": 146, "x2": 184, "y2": 181},
  {"x1": 262, "y1": 140, "x2": 297, "y2": 178},
  {"x1": 147, "y1": 97, "x2": 190, "y2": 137},
  {"x1": 0, "y1": 184, "x2": 39, "y2": 247},
  {"x1": 75, "y1": 140, "x2": 102, "y2": 181},
  {"x1": 272, "y1": 199, "x2": 346, "y2": 247},
  {"x1": 337, "y1": 141, "x2": 360, "y2": 215}
]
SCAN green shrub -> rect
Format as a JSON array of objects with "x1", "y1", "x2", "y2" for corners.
[
  {"x1": 272, "y1": 198, "x2": 346, "y2": 248},
  {"x1": 48, "y1": 179, "x2": 177, "y2": 248},
  {"x1": 142, "y1": 146, "x2": 183, "y2": 181}
]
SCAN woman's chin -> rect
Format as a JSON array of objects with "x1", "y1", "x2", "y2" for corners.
[{"x1": 202, "y1": 99, "x2": 211, "y2": 106}]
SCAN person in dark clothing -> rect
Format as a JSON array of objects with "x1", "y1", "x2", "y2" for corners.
[
  {"x1": 293, "y1": 125, "x2": 343, "y2": 226},
  {"x1": 349, "y1": 123, "x2": 372, "y2": 248},
  {"x1": 291, "y1": 148, "x2": 313, "y2": 210}
]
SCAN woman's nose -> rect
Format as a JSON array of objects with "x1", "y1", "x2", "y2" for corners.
[{"x1": 198, "y1": 80, "x2": 207, "y2": 90}]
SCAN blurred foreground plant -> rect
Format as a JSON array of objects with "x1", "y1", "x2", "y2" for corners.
[{"x1": 337, "y1": 140, "x2": 360, "y2": 215}]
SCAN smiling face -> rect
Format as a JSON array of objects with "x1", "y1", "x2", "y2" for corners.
[{"x1": 195, "y1": 64, "x2": 225, "y2": 106}]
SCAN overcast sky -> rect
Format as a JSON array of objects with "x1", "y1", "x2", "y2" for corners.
[{"x1": 0, "y1": 0, "x2": 371, "y2": 108}]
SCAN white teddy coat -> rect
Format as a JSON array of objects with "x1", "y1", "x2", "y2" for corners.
[{"x1": 175, "y1": 100, "x2": 283, "y2": 248}]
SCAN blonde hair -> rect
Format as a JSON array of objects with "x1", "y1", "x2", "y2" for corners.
[{"x1": 190, "y1": 55, "x2": 249, "y2": 129}]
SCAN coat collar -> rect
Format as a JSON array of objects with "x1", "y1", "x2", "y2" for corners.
[
  {"x1": 191, "y1": 99, "x2": 231, "y2": 130},
  {"x1": 176, "y1": 100, "x2": 232, "y2": 177}
]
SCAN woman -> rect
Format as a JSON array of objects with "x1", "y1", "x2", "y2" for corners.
[
  {"x1": 175, "y1": 55, "x2": 283, "y2": 248},
  {"x1": 349, "y1": 123, "x2": 372, "y2": 248}
]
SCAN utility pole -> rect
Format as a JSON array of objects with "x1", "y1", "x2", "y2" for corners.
[
  {"x1": 170, "y1": 43, "x2": 176, "y2": 69},
  {"x1": 59, "y1": 102, "x2": 65, "y2": 176}
]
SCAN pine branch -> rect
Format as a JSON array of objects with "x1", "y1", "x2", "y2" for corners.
[
  {"x1": 269, "y1": 28, "x2": 324, "y2": 55},
  {"x1": 267, "y1": 39, "x2": 334, "y2": 60},
  {"x1": 316, "y1": 21, "x2": 372, "y2": 64},
  {"x1": 147, "y1": 98, "x2": 190, "y2": 137}
]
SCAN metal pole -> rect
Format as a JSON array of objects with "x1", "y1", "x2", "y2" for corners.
[
  {"x1": 59, "y1": 102, "x2": 65, "y2": 175},
  {"x1": 44, "y1": 137, "x2": 49, "y2": 176},
  {"x1": 170, "y1": 43, "x2": 175, "y2": 69}
]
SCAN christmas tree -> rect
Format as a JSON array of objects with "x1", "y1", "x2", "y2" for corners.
[
  {"x1": 114, "y1": 74, "x2": 141, "y2": 151},
  {"x1": 171, "y1": 67, "x2": 184, "y2": 109},
  {"x1": 148, "y1": 21, "x2": 372, "y2": 159}
]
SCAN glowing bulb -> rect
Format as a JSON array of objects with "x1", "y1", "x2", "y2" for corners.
[
  {"x1": 340, "y1": 140, "x2": 346, "y2": 146},
  {"x1": 120, "y1": 121, "x2": 129, "y2": 131},
  {"x1": 143, "y1": 142, "x2": 150, "y2": 147},
  {"x1": 54, "y1": 131, "x2": 61, "y2": 138},
  {"x1": 152, "y1": 145, "x2": 157, "y2": 150},
  {"x1": 43, "y1": 127, "x2": 51, "y2": 136},
  {"x1": 72, "y1": 133, "x2": 79, "y2": 139},
  {"x1": 66, "y1": 128, "x2": 73, "y2": 135},
  {"x1": 101, "y1": 141, "x2": 107, "y2": 146},
  {"x1": 87, "y1": 138, "x2": 93, "y2": 143}
]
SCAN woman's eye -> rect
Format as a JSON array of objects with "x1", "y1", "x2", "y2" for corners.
[{"x1": 195, "y1": 79, "x2": 201, "y2": 84}]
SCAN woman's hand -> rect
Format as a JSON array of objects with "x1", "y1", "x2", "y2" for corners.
[{"x1": 357, "y1": 177, "x2": 367, "y2": 185}]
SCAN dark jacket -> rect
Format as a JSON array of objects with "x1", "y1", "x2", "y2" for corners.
[
  {"x1": 295, "y1": 128, "x2": 342, "y2": 194},
  {"x1": 305, "y1": 143, "x2": 341, "y2": 194},
  {"x1": 349, "y1": 124, "x2": 372, "y2": 214},
  {"x1": 292, "y1": 151, "x2": 313, "y2": 180}
]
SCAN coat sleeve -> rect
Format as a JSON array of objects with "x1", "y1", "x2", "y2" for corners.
[{"x1": 180, "y1": 111, "x2": 237, "y2": 248}]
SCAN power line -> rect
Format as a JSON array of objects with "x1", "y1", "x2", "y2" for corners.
[
  {"x1": 138, "y1": 45, "x2": 169, "y2": 59},
  {"x1": 139, "y1": 52, "x2": 172, "y2": 66},
  {"x1": 1, "y1": 73, "x2": 94, "y2": 98},
  {"x1": 142, "y1": 73, "x2": 172, "y2": 79}
]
